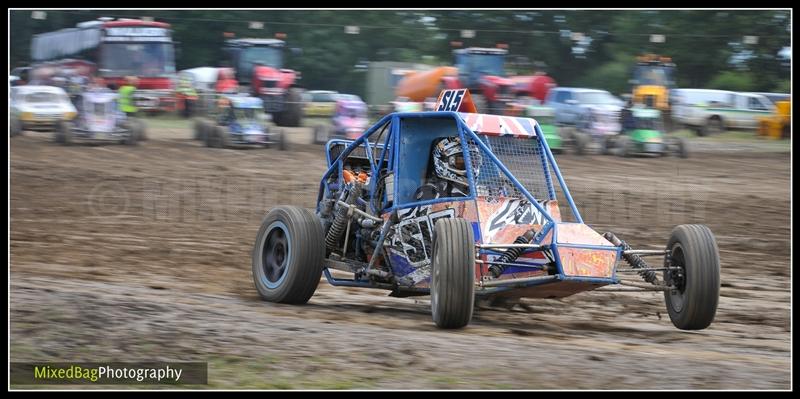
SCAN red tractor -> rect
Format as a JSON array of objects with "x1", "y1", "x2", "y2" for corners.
[
  {"x1": 223, "y1": 38, "x2": 303, "y2": 127},
  {"x1": 510, "y1": 73, "x2": 557, "y2": 104}
]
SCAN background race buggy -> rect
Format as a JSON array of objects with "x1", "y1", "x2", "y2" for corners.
[
  {"x1": 56, "y1": 90, "x2": 146, "y2": 145},
  {"x1": 312, "y1": 95, "x2": 370, "y2": 145},
  {"x1": 194, "y1": 94, "x2": 287, "y2": 150},
  {"x1": 603, "y1": 107, "x2": 688, "y2": 158}
]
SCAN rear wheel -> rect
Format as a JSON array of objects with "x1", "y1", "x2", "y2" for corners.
[
  {"x1": 573, "y1": 131, "x2": 589, "y2": 155},
  {"x1": 123, "y1": 124, "x2": 139, "y2": 146},
  {"x1": 55, "y1": 121, "x2": 72, "y2": 145},
  {"x1": 663, "y1": 224, "x2": 720, "y2": 330},
  {"x1": 601, "y1": 135, "x2": 615, "y2": 155},
  {"x1": 671, "y1": 136, "x2": 689, "y2": 158},
  {"x1": 662, "y1": 109, "x2": 674, "y2": 132},
  {"x1": 252, "y1": 206, "x2": 325, "y2": 304},
  {"x1": 487, "y1": 100, "x2": 503, "y2": 115},
  {"x1": 193, "y1": 118, "x2": 205, "y2": 141},
  {"x1": 274, "y1": 88, "x2": 303, "y2": 127},
  {"x1": 471, "y1": 93, "x2": 488, "y2": 114},
  {"x1": 431, "y1": 218, "x2": 475, "y2": 329},
  {"x1": 182, "y1": 99, "x2": 194, "y2": 118},
  {"x1": 278, "y1": 129, "x2": 288, "y2": 151},
  {"x1": 11, "y1": 118, "x2": 22, "y2": 137},
  {"x1": 313, "y1": 124, "x2": 329, "y2": 145},
  {"x1": 216, "y1": 126, "x2": 229, "y2": 148},
  {"x1": 617, "y1": 135, "x2": 631, "y2": 157},
  {"x1": 204, "y1": 124, "x2": 217, "y2": 147},
  {"x1": 703, "y1": 116, "x2": 723, "y2": 136},
  {"x1": 136, "y1": 119, "x2": 148, "y2": 141}
]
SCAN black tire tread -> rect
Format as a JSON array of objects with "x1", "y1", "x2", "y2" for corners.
[
  {"x1": 432, "y1": 218, "x2": 475, "y2": 329},
  {"x1": 216, "y1": 126, "x2": 228, "y2": 148},
  {"x1": 664, "y1": 224, "x2": 720, "y2": 330},
  {"x1": 252, "y1": 206, "x2": 325, "y2": 304}
]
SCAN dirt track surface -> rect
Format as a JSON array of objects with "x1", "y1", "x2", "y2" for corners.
[{"x1": 10, "y1": 125, "x2": 791, "y2": 389}]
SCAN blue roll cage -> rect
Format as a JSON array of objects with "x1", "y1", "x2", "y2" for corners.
[{"x1": 317, "y1": 111, "x2": 619, "y2": 293}]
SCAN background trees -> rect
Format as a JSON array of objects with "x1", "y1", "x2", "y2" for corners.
[{"x1": 10, "y1": 9, "x2": 791, "y2": 97}]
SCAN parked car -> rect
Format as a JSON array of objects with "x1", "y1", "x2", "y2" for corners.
[
  {"x1": 303, "y1": 90, "x2": 340, "y2": 117},
  {"x1": 10, "y1": 85, "x2": 77, "y2": 136},
  {"x1": 671, "y1": 89, "x2": 775, "y2": 135},
  {"x1": 545, "y1": 87, "x2": 625, "y2": 130},
  {"x1": 745, "y1": 92, "x2": 790, "y2": 105}
]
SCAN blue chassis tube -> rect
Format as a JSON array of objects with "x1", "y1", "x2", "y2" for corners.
[{"x1": 317, "y1": 111, "x2": 618, "y2": 290}]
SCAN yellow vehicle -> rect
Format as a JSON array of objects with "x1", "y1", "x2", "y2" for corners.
[
  {"x1": 758, "y1": 99, "x2": 791, "y2": 139},
  {"x1": 303, "y1": 90, "x2": 339, "y2": 118},
  {"x1": 631, "y1": 54, "x2": 676, "y2": 111}
]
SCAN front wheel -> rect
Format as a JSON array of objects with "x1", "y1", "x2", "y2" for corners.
[
  {"x1": 671, "y1": 136, "x2": 689, "y2": 158},
  {"x1": 313, "y1": 124, "x2": 329, "y2": 145},
  {"x1": 703, "y1": 116, "x2": 723, "y2": 136},
  {"x1": 252, "y1": 206, "x2": 325, "y2": 304},
  {"x1": 663, "y1": 224, "x2": 720, "y2": 330},
  {"x1": 11, "y1": 118, "x2": 22, "y2": 137},
  {"x1": 123, "y1": 126, "x2": 139, "y2": 146},
  {"x1": 278, "y1": 129, "x2": 288, "y2": 151},
  {"x1": 431, "y1": 218, "x2": 475, "y2": 329},
  {"x1": 136, "y1": 119, "x2": 148, "y2": 141},
  {"x1": 216, "y1": 126, "x2": 229, "y2": 148},
  {"x1": 601, "y1": 135, "x2": 615, "y2": 155},
  {"x1": 55, "y1": 121, "x2": 72, "y2": 145},
  {"x1": 274, "y1": 89, "x2": 303, "y2": 127},
  {"x1": 193, "y1": 118, "x2": 205, "y2": 141},
  {"x1": 204, "y1": 124, "x2": 217, "y2": 147},
  {"x1": 573, "y1": 132, "x2": 589, "y2": 155},
  {"x1": 616, "y1": 135, "x2": 631, "y2": 157}
]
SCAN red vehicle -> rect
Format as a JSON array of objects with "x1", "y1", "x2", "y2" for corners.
[
  {"x1": 31, "y1": 17, "x2": 177, "y2": 112},
  {"x1": 223, "y1": 38, "x2": 303, "y2": 127},
  {"x1": 511, "y1": 73, "x2": 557, "y2": 104}
]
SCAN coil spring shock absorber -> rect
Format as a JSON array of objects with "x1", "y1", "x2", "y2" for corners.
[
  {"x1": 603, "y1": 232, "x2": 657, "y2": 283},
  {"x1": 325, "y1": 182, "x2": 362, "y2": 252},
  {"x1": 488, "y1": 230, "x2": 535, "y2": 278}
]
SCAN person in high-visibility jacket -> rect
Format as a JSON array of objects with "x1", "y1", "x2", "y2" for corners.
[{"x1": 118, "y1": 76, "x2": 139, "y2": 117}]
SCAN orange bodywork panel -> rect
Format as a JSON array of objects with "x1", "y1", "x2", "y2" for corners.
[{"x1": 395, "y1": 66, "x2": 458, "y2": 102}]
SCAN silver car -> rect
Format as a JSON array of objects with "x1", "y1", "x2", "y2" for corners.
[{"x1": 10, "y1": 85, "x2": 77, "y2": 136}]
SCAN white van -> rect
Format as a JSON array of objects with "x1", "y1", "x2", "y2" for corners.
[{"x1": 671, "y1": 89, "x2": 775, "y2": 135}]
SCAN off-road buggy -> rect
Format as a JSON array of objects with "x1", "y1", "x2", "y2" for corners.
[
  {"x1": 194, "y1": 94, "x2": 286, "y2": 150},
  {"x1": 252, "y1": 89, "x2": 719, "y2": 330},
  {"x1": 603, "y1": 107, "x2": 688, "y2": 158},
  {"x1": 56, "y1": 90, "x2": 145, "y2": 145}
]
